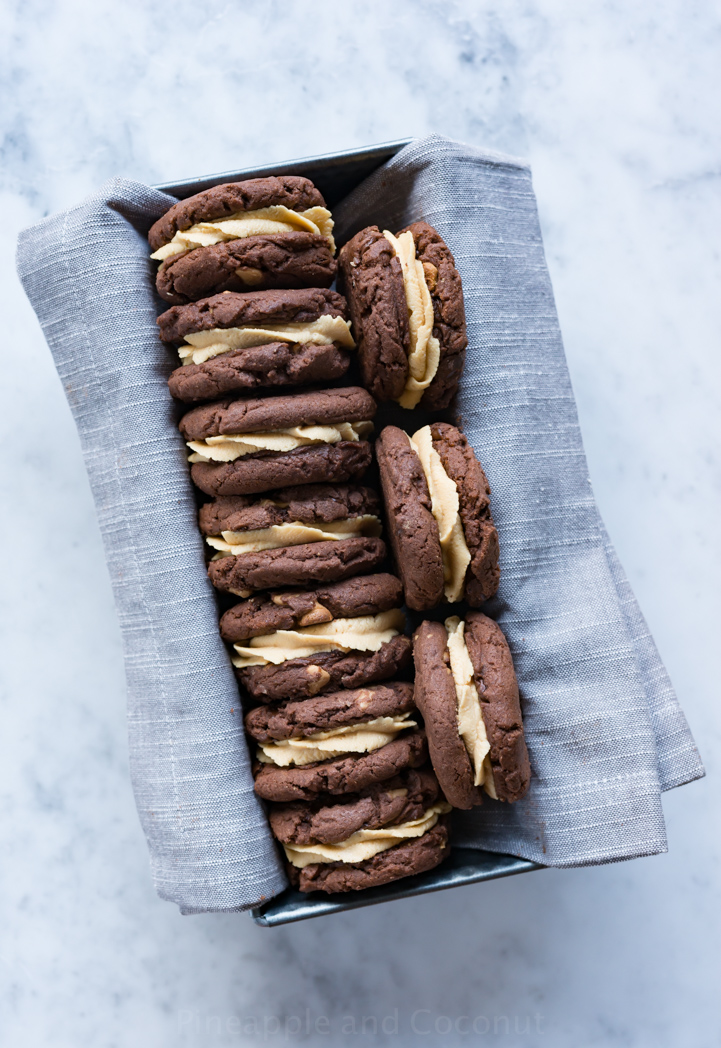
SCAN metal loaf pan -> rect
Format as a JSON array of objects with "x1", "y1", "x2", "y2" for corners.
[{"x1": 155, "y1": 140, "x2": 542, "y2": 927}]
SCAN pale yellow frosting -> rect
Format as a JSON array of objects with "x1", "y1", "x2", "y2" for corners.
[
  {"x1": 410, "y1": 426, "x2": 471, "y2": 602},
  {"x1": 284, "y1": 802, "x2": 451, "y2": 867},
  {"x1": 445, "y1": 616, "x2": 497, "y2": 798},
  {"x1": 188, "y1": 421, "x2": 373, "y2": 463},
  {"x1": 207, "y1": 515, "x2": 382, "y2": 556},
  {"x1": 178, "y1": 314, "x2": 355, "y2": 366},
  {"x1": 383, "y1": 230, "x2": 440, "y2": 409},
  {"x1": 151, "y1": 205, "x2": 336, "y2": 260},
  {"x1": 231, "y1": 609, "x2": 406, "y2": 668},
  {"x1": 256, "y1": 713, "x2": 416, "y2": 767}
]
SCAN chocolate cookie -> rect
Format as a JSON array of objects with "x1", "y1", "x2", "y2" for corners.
[
  {"x1": 338, "y1": 222, "x2": 467, "y2": 409},
  {"x1": 180, "y1": 387, "x2": 376, "y2": 440},
  {"x1": 245, "y1": 682, "x2": 415, "y2": 742},
  {"x1": 252, "y1": 729, "x2": 428, "y2": 802},
  {"x1": 200, "y1": 484, "x2": 379, "y2": 535},
  {"x1": 286, "y1": 817, "x2": 450, "y2": 893},
  {"x1": 337, "y1": 226, "x2": 409, "y2": 401},
  {"x1": 181, "y1": 386, "x2": 376, "y2": 498},
  {"x1": 375, "y1": 426, "x2": 444, "y2": 611},
  {"x1": 167, "y1": 343, "x2": 350, "y2": 403},
  {"x1": 462, "y1": 612, "x2": 531, "y2": 803},
  {"x1": 219, "y1": 574, "x2": 403, "y2": 641},
  {"x1": 208, "y1": 537, "x2": 387, "y2": 596},
  {"x1": 398, "y1": 222, "x2": 467, "y2": 410},
  {"x1": 376, "y1": 423, "x2": 500, "y2": 609},
  {"x1": 238, "y1": 634, "x2": 412, "y2": 704},
  {"x1": 192, "y1": 442, "x2": 372, "y2": 497},
  {"x1": 156, "y1": 232, "x2": 336, "y2": 304},
  {"x1": 158, "y1": 287, "x2": 348, "y2": 345},
  {"x1": 149, "y1": 176, "x2": 326, "y2": 253},
  {"x1": 412, "y1": 614, "x2": 530, "y2": 808},
  {"x1": 268, "y1": 768, "x2": 441, "y2": 845}
]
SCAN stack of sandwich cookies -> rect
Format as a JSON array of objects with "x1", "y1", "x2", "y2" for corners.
[
  {"x1": 338, "y1": 221, "x2": 467, "y2": 409},
  {"x1": 179, "y1": 387, "x2": 376, "y2": 497},
  {"x1": 149, "y1": 176, "x2": 337, "y2": 303},
  {"x1": 245, "y1": 685, "x2": 450, "y2": 893},
  {"x1": 413, "y1": 613, "x2": 531, "y2": 809},
  {"x1": 224, "y1": 575, "x2": 412, "y2": 702},
  {"x1": 203, "y1": 487, "x2": 387, "y2": 597},
  {"x1": 161, "y1": 288, "x2": 354, "y2": 401},
  {"x1": 376, "y1": 423, "x2": 500, "y2": 611}
]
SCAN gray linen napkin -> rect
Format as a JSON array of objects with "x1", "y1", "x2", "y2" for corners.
[{"x1": 17, "y1": 135, "x2": 703, "y2": 914}]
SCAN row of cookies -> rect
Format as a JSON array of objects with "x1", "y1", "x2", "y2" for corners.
[{"x1": 149, "y1": 175, "x2": 530, "y2": 893}]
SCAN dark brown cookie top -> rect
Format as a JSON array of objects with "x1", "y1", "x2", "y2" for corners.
[
  {"x1": 237, "y1": 634, "x2": 412, "y2": 704},
  {"x1": 287, "y1": 817, "x2": 449, "y2": 893},
  {"x1": 156, "y1": 232, "x2": 337, "y2": 305},
  {"x1": 191, "y1": 441, "x2": 373, "y2": 497},
  {"x1": 199, "y1": 484, "x2": 380, "y2": 536},
  {"x1": 269, "y1": 767, "x2": 441, "y2": 845},
  {"x1": 149, "y1": 176, "x2": 326, "y2": 251},
  {"x1": 157, "y1": 287, "x2": 347, "y2": 344},
  {"x1": 180, "y1": 386, "x2": 376, "y2": 440},
  {"x1": 208, "y1": 536, "x2": 387, "y2": 597},
  {"x1": 244, "y1": 681, "x2": 414, "y2": 742},
  {"x1": 167, "y1": 343, "x2": 350, "y2": 403},
  {"x1": 429, "y1": 422, "x2": 500, "y2": 605},
  {"x1": 463, "y1": 612, "x2": 531, "y2": 803},
  {"x1": 252, "y1": 729, "x2": 428, "y2": 801},
  {"x1": 375, "y1": 426, "x2": 444, "y2": 612},
  {"x1": 219, "y1": 573, "x2": 403, "y2": 641},
  {"x1": 401, "y1": 222, "x2": 467, "y2": 411},
  {"x1": 337, "y1": 225, "x2": 409, "y2": 401},
  {"x1": 412, "y1": 620, "x2": 483, "y2": 809}
]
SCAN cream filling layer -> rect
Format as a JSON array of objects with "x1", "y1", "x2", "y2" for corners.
[
  {"x1": 383, "y1": 229, "x2": 440, "y2": 409},
  {"x1": 188, "y1": 421, "x2": 373, "y2": 463},
  {"x1": 409, "y1": 426, "x2": 471, "y2": 603},
  {"x1": 231, "y1": 609, "x2": 406, "y2": 668},
  {"x1": 207, "y1": 515, "x2": 382, "y2": 556},
  {"x1": 151, "y1": 205, "x2": 336, "y2": 260},
  {"x1": 284, "y1": 802, "x2": 451, "y2": 867},
  {"x1": 177, "y1": 314, "x2": 355, "y2": 366},
  {"x1": 256, "y1": 713, "x2": 416, "y2": 768},
  {"x1": 445, "y1": 616, "x2": 497, "y2": 798}
]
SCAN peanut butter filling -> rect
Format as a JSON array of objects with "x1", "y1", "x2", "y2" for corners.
[
  {"x1": 284, "y1": 802, "x2": 451, "y2": 867},
  {"x1": 231, "y1": 609, "x2": 406, "y2": 668},
  {"x1": 151, "y1": 205, "x2": 336, "y2": 260},
  {"x1": 409, "y1": 426, "x2": 471, "y2": 602},
  {"x1": 188, "y1": 420, "x2": 373, "y2": 463},
  {"x1": 256, "y1": 713, "x2": 417, "y2": 768},
  {"x1": 445, "y1": 616, "x2": 497, "y2": 798},
  {"x1": 382, "y1": 229, "x2": 440, "y2": 409},
  {"x1": 177, "y1": 314, "x2": 355, "y2": 366},
  {"x1": 207, "y1": 515, "x2": 382, "y2": 556}
]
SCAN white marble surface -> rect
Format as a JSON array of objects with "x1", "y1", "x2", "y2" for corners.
[{"x1": 1, "y1": 1, "x2": 719, "y2": 1044}]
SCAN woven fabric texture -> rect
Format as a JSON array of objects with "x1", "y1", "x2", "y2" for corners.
[{"x1": 16, "y1": 136, "x2": 703, "y2": 913}]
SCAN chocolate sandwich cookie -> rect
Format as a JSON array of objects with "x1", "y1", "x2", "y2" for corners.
[
  {"x1": 219, "y1": 573, "x2": 403, "y2": 637},
  {"x1": 201, "y1": 485, "x2": 385, "y2": 596},
  {"x1": 268, "y1": 767, "x2": 442, "y2": 845},
  {"x1": 253, "y1": 729, "x2": 428, "y2": 802},
  {"x1": 376, "y1": 423, "x2": 499, "y2": 610},
  {"x1": 231, "y1": 596, "x2": 411, "y2": 703},
  {"x1": 338, "y1": 221, "x2": 467, "y2": 409},
  {"x1": 179, "y1": 387, "x2": 375, "y2": 497},
  {"x1": 158, "y1": 288, "x2": 354, "y2": 394},
  {"x1": 286, "y1": 817, "x2": 450, "y2": 894},
  {"x1": 149, "y1": 176, "x2": 336, "y2": 302},
  {"x1": 412, "y1": 613, "x2": 531, "y2": 809}
]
